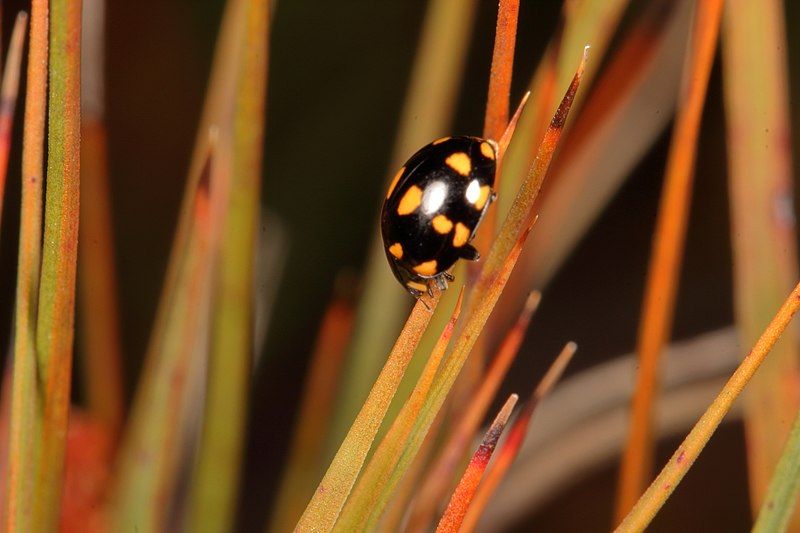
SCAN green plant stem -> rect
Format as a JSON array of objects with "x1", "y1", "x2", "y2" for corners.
[
  {"x1": 334, "y1": 290, "x2": 463, "y2": 531},
  {"x1": 722, "y1": 0, "x2": 800, "y2": 516},
  {"x1": 269, "y1": 298, "x2": 355, "y2": 532},
  {"x1": 110, "y1": 158, "x2": 217, "y2": 531},
  {"x1": 187, "y1": 1, "x2": 270, "y2": 531},
  {"x1": 296, "y1": 293, "x2": 441, "y2": 532},
  {"x1": 753, "y1": 408, "x2": 800, "y2": 532},
  {"x1": 111, "y1": 0, "x2": 253, "y2": 528},
  {"x1": 142, "y1": 0, "x2": 247, "y2": 376},
  {"x1": 32, "y1": 0, "x2": 82, "y2": 529}
]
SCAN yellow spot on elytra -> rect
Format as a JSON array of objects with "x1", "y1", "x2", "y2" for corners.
[
  {"x1": 407, "y1": 280, "x2": 428, "y2": 292},
  {"x1": 388, "y1": 243, "x2": 403, "y2": 259},
  {"x1": 480, "y1": 141, "x2": 496, "y2": 160},
  {"x1": 397, "y1": 185, "x2": 423, "y2": 215},
  {"x1": 453, "y1": 223, "x2": 470, "y2": 247},
  {"x1": 413, "y1": 260, "x2": 438, "y2": 276},
  {"x1": 432, "y1": 137, "x2": 451, "y2": 145},
  {"x1": 432, "y1": 214, "x2": 453, "y2": 234},
  {"x1": 386, "y1": 167, "x2": 405, "y2": 199},
  {"x1": 474, "y1": 185, "x2": 492, "y2": 210},
  {"x1": 445, "y1": 152, "x2": 471, "y2": 177}
]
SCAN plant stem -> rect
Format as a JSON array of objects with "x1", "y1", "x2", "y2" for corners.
[
  {"x1": 722, "y1": 0, "x2": 800, "y2": 517},
  {"x1": 32, "y1": 0, "x2": 82, "y2": 529},
  {"x1": 615, "y1": 0, "x2": 724, "y2": 518},
  {"x1": 187, "y1": 0, "x2": 270, "y2": 530},
  {"x1": 5, "y1": 3, "x2": 46, "y2": 531},
  {"x1": 752, "y1": 408, "x2": 800, "y2": 532},
  {"x1": 615, "y1": 280, "x2": 800, "y2": 532}
]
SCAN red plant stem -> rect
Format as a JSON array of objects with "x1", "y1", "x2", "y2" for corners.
[
  {"x1": 0, "y1": 13, "x2": 27, "y2": 230},
  {"x1": 435, "y1": 394, "x2": 518, "y2": 533}
]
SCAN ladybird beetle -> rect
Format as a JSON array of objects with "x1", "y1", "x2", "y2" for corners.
[{"x1": 381, "y1": 136, "x2": 498, "y2": 298}]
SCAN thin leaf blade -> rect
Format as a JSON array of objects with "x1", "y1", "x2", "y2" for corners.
[{"x1": 722, "y1": 0, "x2": 800, "y2": 517}]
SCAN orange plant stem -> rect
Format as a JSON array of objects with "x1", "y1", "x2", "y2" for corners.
[
  {"x1": 79, "y1": 120, "x2": 125, "y2": 439},
  {"x1": 79, "y1": 0, "x2": 125, "y2": 440},
  {"x1": 483, "y1": 0, "x2": 519, "y2": 142},
  {"x1": 615, "y1": 0, "x2": 725, "y2": 520},
  {"x1": 5, "y1": 2, "x2": 46, "y2": 529},
  {"x1": 472, "y1": 0, "x2": 520, "y2": 271},
  {"x1": 461, "y1": 0, "x2": 520, "y2": 439}
]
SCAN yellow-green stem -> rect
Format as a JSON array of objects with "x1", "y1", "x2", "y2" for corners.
[
  {"x1": 752, "y1": 407, "x2": 800, "y2": 532},
  {"x1": 32, "y1": 0, "x2": 82, "y2": 529},
  {"x1": 296, "y1": 292, "x2": 441, "y2": 532},
  {"x1": 722, "y1": 0, "x2": 800, "y2": 516},
  {"x1": 187, "y1": 0, "x2": 270, "y2": 530},
  {"x1": 616, "y1": 281, "x2": 800, "y2": 532}
]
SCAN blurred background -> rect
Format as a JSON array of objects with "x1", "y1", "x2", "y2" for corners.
[{"x1": 1, "y1": 0, "x2": 798, "y2": 531}]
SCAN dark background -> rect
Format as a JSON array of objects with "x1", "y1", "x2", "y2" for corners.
[{"x1": 1, "y1": 1, "x2": 798, "y2": 531}]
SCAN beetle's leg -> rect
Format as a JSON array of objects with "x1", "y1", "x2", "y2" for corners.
[
  {"x1": 443, "y1": 272, "x2": 455, "y2": 282},
  {"x1": 460, "y1": 244, "x2": 480, "y2": 261},
  {"x1": 415, "y1": 286, "x2": 433, "y2": 310},
  {"x1": 435, "y1": 274, "x2": 448, "y2": 291}
]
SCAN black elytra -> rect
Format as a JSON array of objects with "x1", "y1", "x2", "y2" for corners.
[{"x1": 381, "y1": 135, "x2": 498, "y2": 298}]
